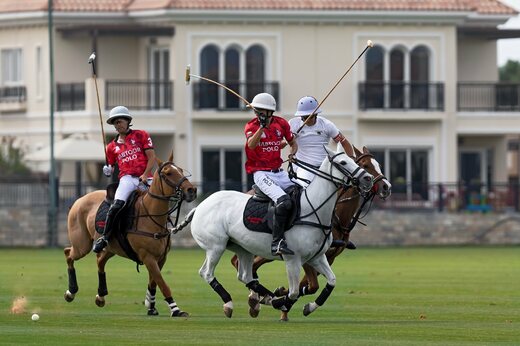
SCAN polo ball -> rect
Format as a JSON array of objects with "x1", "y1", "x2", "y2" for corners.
[{"x1": 31, "y1": 313, "x2": 39, "y2": 321}]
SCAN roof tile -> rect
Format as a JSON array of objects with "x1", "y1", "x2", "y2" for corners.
[{"x1": 0, "y1": 0, "x2": 515, "y2": 15}]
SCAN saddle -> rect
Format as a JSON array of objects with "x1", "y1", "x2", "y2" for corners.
[
  {"x1": 94, "y1": 182, "x2": 142, "y2": 265},
  {"x1": 242, "y1": 184, "x2": 302, "y2": 234}
]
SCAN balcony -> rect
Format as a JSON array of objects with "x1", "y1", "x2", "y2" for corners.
[
  {"x1": 192, "y1": 81, "x2": 279, "y2": 111},
  {"x1": 57, "y1": 83, "x2": 85, "y2": 111},
  {"x1": 359, "y1": 81, "x2": 444, "y2": 111},
  {"x1": 0, "y1": 86, "x2": 26, "y2": 112},
  {"x1": 106, "y1": 80, "x2": 173, "y2": 110},
  {"x1": 458, "y1": 83, "x2": 520, "y2": 111}
]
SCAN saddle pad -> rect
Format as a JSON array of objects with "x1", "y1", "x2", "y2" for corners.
[
  {"x1": 243, "y1": 197, "x2": 271, "y2": 234},
  {"x1": 95, "y1": 200, "x2": 111, "y2": 234}
]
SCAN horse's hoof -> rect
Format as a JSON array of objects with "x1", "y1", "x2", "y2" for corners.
[
  {"x1": 279, "y1": 314, "x2": 289, "y2": 322},
  {"x1": 223, "y1": 301, "x2": 233, "y2": 318},
  {"x1": 176, "y1": 311, "x2": 189, "y2": 318},
  {"x1": 64, "y1": 290, "x2": 75, "y2": 302},
  {"x1": 303, "y1": 302, "x2": 317, "y2": 316},
  {"x1": 274, "y1": 286, "x2": 286, "y2": 297},
  {"x1": 248, "y1": 292, "x2": 260, "y2": 318},
  {"x1": 95, "y1": 294, "x2": 105, "y2": 307},
  {"x1": 147, "y1": 308, "x2": 159, "y2": 316},
  {"x1": 249, "y1": 304, "x2": 260, "y2": 318}
]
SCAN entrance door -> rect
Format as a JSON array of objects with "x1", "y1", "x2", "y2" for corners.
[{"x1": 460, "y1": 151, "x2": 484, "y2": 186}]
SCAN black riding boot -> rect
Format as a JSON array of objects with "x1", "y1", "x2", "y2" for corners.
[
  {"x1": 271, "y1": 195, "x2": 294, "y2": 256},
  {"x1": 92, "y1": 199, "x2": 125, "y2": 253}
]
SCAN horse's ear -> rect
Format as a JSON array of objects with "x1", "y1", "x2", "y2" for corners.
[
  {"x1": 168, "y1": 150, "x2": 174, "y2": 162},
  {"x1": 354, "y1": 146, "x2": 362, "y2": 157},
  {"x1": 156, "y1": 157, "x2": 163, "y2": 167},
  {"x1": 336, "y1": 142, "x2": 344, "y2": 153},
  {"x1": 363, "y1": 146, "x2": 370, "y2": 154}
]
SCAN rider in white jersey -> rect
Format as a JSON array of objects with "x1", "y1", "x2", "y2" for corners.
[{"x1": 288, "y1": 96, "x2": 355, "y2": 187}]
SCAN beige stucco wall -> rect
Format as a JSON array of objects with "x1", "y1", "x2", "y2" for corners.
[{"x1": 457, "y1": 37, "x2": 499, "y2": 82}]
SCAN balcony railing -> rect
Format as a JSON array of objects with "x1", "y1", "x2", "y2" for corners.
[
  {"x1": 458, "y1": 83, "x2": 520, "y2": 111},
  {"x1": 192, "y1": 81, "x2": 279, "y2": 110},
  {"x1": 0, "y1": 86, "x2": 26, "y2": 103},
  {"x1": 106, "y1": 80, "x2": 173, "y2": 110},
  {"x1": 359, "y1": 81, "x2": 444, "y2": 111},
  {"x1": 57, "y1": 83, "x2": 85, "y2": 111}
]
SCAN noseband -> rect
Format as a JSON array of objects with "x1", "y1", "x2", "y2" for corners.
[{"x1": 147, "y1": 161, "x2": 188, "y2": 201}]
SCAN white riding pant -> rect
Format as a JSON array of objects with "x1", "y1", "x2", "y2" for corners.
[
  {"x1": 292, "y1": 166, "x2": 317, "y2": 188},
  {"x1": 253, "y1": 170, "x2": 295, "y2": 202},
  {"x1": 114, "y1": 175, "x2": 150, "y2": 202}
]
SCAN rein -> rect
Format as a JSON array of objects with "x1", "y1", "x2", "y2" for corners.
[
  {"x1": 128, "y1": 161, "x2": 189, "y2": 240},
  {"x1": 333, "y1": 153, "x2": 387, "y2": 236}
]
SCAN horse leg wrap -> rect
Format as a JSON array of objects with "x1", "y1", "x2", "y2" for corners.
[
  {"x1": 210, "y1": 278, "x2": 232, "y2": 303},
  {"x1": 315, "y1": 283, "x2": 335, "y2": 306},
  {"x1": 272, "y1": 295, "x2": 296, "y2": 312},
  {"x1": 97, "y1": 272, "x2": 108, "y2": 297},
  {"x1": 145, "y1": 286, "x2": 156, "y2": 310},
  {"x1": 165, "y1": 297, "x2": 183, "y2": 317},
  {"x1": 67, "y1": 268, "x2": 79, "y2": 294},
  {"x1": 299, "y1": 285, "x2": 309, "y2": 297},
  {"x1": 246, "y1": 280, "x2": 275, "y2": 298}
]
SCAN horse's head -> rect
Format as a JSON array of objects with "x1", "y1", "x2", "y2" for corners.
[
  {"x1": 354, "y1": 146, "x2": 392, "y2": 200},
  {"x1": 150, "y1": 152, "x2": 197, "y2": 203},
  {"x1": 324, "y1": 145, "x2": 373, "y2": 194}
]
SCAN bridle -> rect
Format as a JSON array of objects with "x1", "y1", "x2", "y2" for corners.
[
  {"x1": 130, "y1": 161, "x2": 191, "y2": 239},
  {"x1": 146, "y1": 161, "x2": 189, "y2": 202},
  {"x1": 333, "y1": 153, "x2": 388, "y2": 236}
]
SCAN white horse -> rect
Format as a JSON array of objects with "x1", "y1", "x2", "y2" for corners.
[{"x1": 187, "y1": 146, "x2": 373, "y2": 318}]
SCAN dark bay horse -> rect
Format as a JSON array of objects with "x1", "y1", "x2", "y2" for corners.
[
  {"x1": 231, "y1": 146, "x2": 391, "y2": 320},
  {"x1": 63, "y1": 153, "x2": 197, "y2": 317}
]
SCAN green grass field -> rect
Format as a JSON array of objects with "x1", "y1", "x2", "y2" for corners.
[{"x1": 0, "y1": 246, "x2": 518, "y2": 345}]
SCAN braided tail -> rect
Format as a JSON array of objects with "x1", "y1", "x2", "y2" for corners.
[{"x1": 170, "y1": 208, "x2": 196, "y2": 234}]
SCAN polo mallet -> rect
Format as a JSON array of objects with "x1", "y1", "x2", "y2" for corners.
[
  {"x1": 88, "y1": 52, "x2": 108, "y2": 165},
  {"x1": 296, "y1": 39, "x2": 374, "y2": 134},
  {"x1": 185, "y1": 65, "x2": 256, "y2": 111}
]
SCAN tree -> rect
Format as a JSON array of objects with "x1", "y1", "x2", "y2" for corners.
[
  {"x1": 0, "y1": 136, "x2": 31, "y2": 177},
  {"x1": 499, "y1": 60, "x2": 520, "y2": 82}
]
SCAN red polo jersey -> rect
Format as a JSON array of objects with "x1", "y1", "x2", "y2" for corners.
[
  {"x1": 244, "y1": 115, "x2": 294, "y2": 174},
  {"x1": 106, "y1": 129, "x2": 153, "y2": 179}
]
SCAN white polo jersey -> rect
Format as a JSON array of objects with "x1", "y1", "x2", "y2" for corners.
[{"x1": 289, "y1": 116, "x2": 341, "y2": 167}]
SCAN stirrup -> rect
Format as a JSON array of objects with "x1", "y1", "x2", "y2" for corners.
[
  {"x1": 271, "y1": 239, "x2": 294, "y2": 256},
  {"x1": 92, "y1": 237, "x2": 108, "y2": 253}
]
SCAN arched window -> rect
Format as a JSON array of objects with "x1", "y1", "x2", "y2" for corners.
[
  {"x1": 246, "y1": 45, "x2": 266, "y2": 103},
  {"x1": 364, "y1": 45, "x2": 384, "y2": 108},
  {"x1": 200, "y1": 45, "x2": 219, "y2": 108},
  {"x1": 390, "y1": 48, "x2": 405, "y2": 108},
  {"x1": 410, "y1": 45, "x2": 430, "y2": 109},
  {"x1": 225, "y1": 47, "x2": 240, "y2": 109}
]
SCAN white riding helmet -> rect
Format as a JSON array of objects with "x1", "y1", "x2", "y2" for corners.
[
  {"x1": 294, "y1": 96, "x2": 322, "y2": 117},
  {"x1": 250, "y1": 93, "x2": 276, "y2": 111},
  {"x1": 106, "y1": 106, "x2": 132, "y2": 125}
]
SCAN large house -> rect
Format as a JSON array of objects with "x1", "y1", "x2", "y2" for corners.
[{"x1": 0, "y1": 0, "x2": 519, "y2": 207}]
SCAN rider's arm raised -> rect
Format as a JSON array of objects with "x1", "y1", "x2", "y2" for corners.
[{"x1": 247, "y1": 127, "x2": 264, "y2": 149}]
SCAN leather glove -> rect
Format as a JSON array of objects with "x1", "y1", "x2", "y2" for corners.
[
  {"x1": 258, "y1": 114, "x2": 268, "y2": 128},
  {"x1": 103, "y1": 165, "x2": 112, "y2": 177}
]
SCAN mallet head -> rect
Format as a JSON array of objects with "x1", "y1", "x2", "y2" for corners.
[
  {"x1": 88, "y1": 52, "x2": 96, "y2": 64},
  {"x1": 185, "y1": 65, "x2": 191, "y2": 85},
  {"x1": 367, "y1": 40, "x2": 374, "y2": 48}
]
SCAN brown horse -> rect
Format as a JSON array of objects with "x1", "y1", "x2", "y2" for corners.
[
  {"x1": 231, "y1": 146, "x2": 391, "y2": 320},
  {"x1": 63, "y1": 153, "x2": 197, "y2": 317}
]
